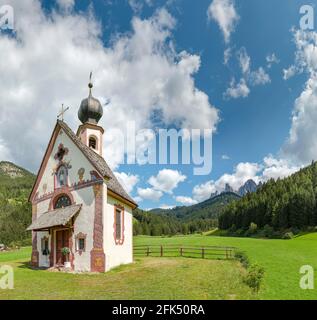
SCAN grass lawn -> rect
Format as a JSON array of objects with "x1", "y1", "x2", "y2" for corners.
[
  {"x1": 0, "y1": 250, "x2": 253, "y2": 300},
  {"x1": 0, "y1": 233, "x2": 316, "y2": 300},
  {"x1": 134, "y1": 233, "x2": 317, "y2": 300}
]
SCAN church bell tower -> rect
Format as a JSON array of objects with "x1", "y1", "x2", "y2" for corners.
[{"x1": 76, "y1": 75, "x2": 104, "y2": 157}]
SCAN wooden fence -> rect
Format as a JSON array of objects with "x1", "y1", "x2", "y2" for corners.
[{"x1": 133, "y1": 244, "x2": 236, "y2": 260}]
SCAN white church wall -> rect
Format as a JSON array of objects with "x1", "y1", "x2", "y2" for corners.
[
  {"x1": 72, "y1": 186, "x2": 95, "y2": 272},
  {"x1": 104, "y1": 195, "x2": 133, "y2": 271}
]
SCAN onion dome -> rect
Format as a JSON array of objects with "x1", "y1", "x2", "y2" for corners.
[{"x1": 78, "y1": 80, "x2": 103, "y2": 125}]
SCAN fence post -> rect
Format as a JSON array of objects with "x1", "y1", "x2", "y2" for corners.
[
  {"x1": 160, "y1": 245, "x2": 163, "y2": 257},
  {"x1": 180, "y1": 247, "x2": 183, "y2": 257},
  {"x1": 226, "y1": 248, "x2": 228, "y2": 259},
  {"x1": 202, "y1": 248, "x2": 205, "y2": 259},
  {"x1": 147, "y1": 246, "x2": 149, "y2": 257}
]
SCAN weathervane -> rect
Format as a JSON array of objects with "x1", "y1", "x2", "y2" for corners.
[{"x1": 57, "y1": 104, "x2": 70, "y2": 122}]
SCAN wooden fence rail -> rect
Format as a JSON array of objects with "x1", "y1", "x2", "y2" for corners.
[{"x1": 133, "y1": 245, "x2": 236, "y2": 260}]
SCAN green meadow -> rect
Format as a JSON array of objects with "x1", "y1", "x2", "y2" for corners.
[{"x1": 0, "y1": 233, "x2": 316, "y2": 300}]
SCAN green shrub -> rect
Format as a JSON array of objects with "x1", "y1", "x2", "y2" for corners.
[
  {"x1": 282, "y1": 232, "x2": 294, "y2": 240},
  {"x1": 244, "y1": 264, "x2": 265, "y2": 293},
  {"x1": 234, "y1": 250, "x2": 249, "y2": 269},
  {"x1": 271, "y1": 231, "x2": 283, "y2": 239},
  {"x1": 263, "y1": 224, "x2": 274, "y2": 238},
  {"x1": 236, "y1": 229, "x2": 245, "y2": 237},
  {"x1": 291, "y1": 227, "x2": 300, "y2": 235},
  {"x1": 229, "y1": 224, "x2": 237, "y2": 233},
  {"x1": 249, "y1": 222, "x2": 258, "y2": 234}
]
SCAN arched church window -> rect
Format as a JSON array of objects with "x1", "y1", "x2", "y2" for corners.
[
  {"x1": 57, "y1": 165, "x2": 67, "y2": 187},
  {"x1": 89, "y1": 136, "x2": 97, "y2": 150},
  {"x1": 54, "y1": 195, "x2": 71, "y2": 209}
]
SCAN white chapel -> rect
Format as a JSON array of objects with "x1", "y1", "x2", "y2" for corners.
[{"x1": 27, "y1": 79, "x2": 137, "y2": 272}]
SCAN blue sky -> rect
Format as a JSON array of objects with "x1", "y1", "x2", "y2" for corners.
[{"x1": 1, "y1": 0, "x2": 317, "y2": 209}]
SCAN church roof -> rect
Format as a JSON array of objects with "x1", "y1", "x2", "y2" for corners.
[
  {"x1": 58, "y1": 121, "x2": 137, "y2": 208},
  {"x1": 27, "y1": 204, "x2": 82, "y2": 231}
]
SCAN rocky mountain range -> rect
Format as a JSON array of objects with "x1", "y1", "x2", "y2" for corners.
[{"x1": 210, "y1": 179, "x2": 260, "y2": 199}]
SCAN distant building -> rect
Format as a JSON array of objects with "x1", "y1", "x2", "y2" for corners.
[{"x1": 27, "y1": 79, "x2": 137, "y2": 272}]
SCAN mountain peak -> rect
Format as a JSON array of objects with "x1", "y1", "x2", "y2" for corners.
[
  {"x1": 238, "y1": 179, "x2": 258, "y2": 196},
  {"x1": 0, "y1": 161, "x2": 33, "y2": 178},
  {"x1": 210, "y1": 179, "x2": 259, "y2": 199}
]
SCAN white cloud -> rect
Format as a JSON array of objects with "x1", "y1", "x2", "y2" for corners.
[
  {"x1": 158, "y1": 204, "x2": 176, "y2": 210},
  {"x1": 283, "y1": 65, "x2": 297, "y2": 80},
  {"x1": 215, "y1": 162, "x2": 261, "y2": 191},
  {"x1": 128, "y1": 0, "x2": 153, "y2": 14},
  {"x1": 114, "y1": 172, "x2": 139, "y2": 194},
  {"x1": 0, "y1": 138, "x2": 12, "y2": 162},
  {"x1": 225, "y1": 47, "x2": 270, "y2": 99},
  {"x1": 193, "y1": 181, "x2": 217, "y2": 202},
  {"x1": 224, "y1": 78, "x2": 250, "y2": 99},
  {"x1": 0, "y1": 2, "x2": 219, "y2": 172},
  {"x1": 56, "y1": 0, "x2": 75, "y2": 12},
  {"x1": 282, "y1": 29, "x2": 317, "y2": 165},
  {"x1": 249, "y1": 67, "x2": 271, "y2": 86},
  {"x1": 237, "y1": 47, "x2": 250, "y2": 74},
  {"x1": 224, "y1": 47, "x2": 231, "y2": 65},
  {"x1": 266, "y1": 53, "x2": 279, "y2": 68},
  {"x1": 175, "y1": 196, "x2": 198, "y2": 206},
  {"x1": 207, "y1": 0, "x2": 239, "y2": 44},
  {"x1": 137, "y1": 187, "x2": 163, "y2": 202},
  {"x1": 222, "y1": 154, "x2": 230, "y2": 160},
  {"x1": 192, "y1": 157, "x2": 300, "y2": 203},
  {"x1": 148, "y1": 169, "x2": 186, "y2": 194},
  {"x1": 262, "y1": 156, "x2": 300, "y2": 181}
]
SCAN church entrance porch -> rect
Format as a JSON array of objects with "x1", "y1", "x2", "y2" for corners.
[{"x1": 27, "y1": 204, "x2": 81, "y2": 270}]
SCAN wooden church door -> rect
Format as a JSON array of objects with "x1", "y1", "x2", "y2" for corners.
[{"x1": 56, "y1": 230, "x2": 69, "y2": 265}]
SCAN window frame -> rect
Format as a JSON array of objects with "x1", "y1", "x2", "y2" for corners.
[
  {"x1": 75, "y1": 232, "x2": 87, "y2": 254},
  {"x1": 88, "y1": 135, "x2": 98, "y2": 150},
  {"x1": 54, "y1": 194, "x2": 72, "y2": 209},
  {"x1": 114, "y1": 205, "x2": 125, "y2": 245}
]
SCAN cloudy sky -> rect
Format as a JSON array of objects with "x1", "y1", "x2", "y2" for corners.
[{"x1": 0, "y1": 0, "x2": 316, "y2": 209}]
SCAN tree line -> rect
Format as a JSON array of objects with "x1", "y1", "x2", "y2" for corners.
[
  {"x1": 219, "y1": 161, "x2": 317, "y2": 235},
  {"x1": 133, "y1": 208, "x2": 217, "y2": 236}
]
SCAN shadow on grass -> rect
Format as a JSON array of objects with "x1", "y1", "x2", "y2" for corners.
[{"x1": 17, "y1": 261, "x2": 48, "y2": 271}]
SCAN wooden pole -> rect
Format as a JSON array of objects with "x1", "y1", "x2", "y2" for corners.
[
  {"x1": 147, "y1": 246, "x2": 149, "y2": 257},
  {"x1": 160, "y1": 245, "x2": 163, "y2": 257},
  {"x1": 180, "y1": 247, "x2": 183, "y2": 257},
  {"x1": 202, "y1": 248, "x2": 205, "y2": 259}
]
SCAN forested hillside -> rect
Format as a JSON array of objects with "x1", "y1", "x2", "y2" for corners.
[
  {"x1": 134, "y1": 193, "x2": 240, "y2": 236},
  {"x1": 151, "y1": 192, "x2": 240, "y2": 221},
  {"x1": 0, "y1": 162, "x2": 35, "y2": 246},
  {"x1": 219, "y1": 161, "x2": 317, "y2": 235}
]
